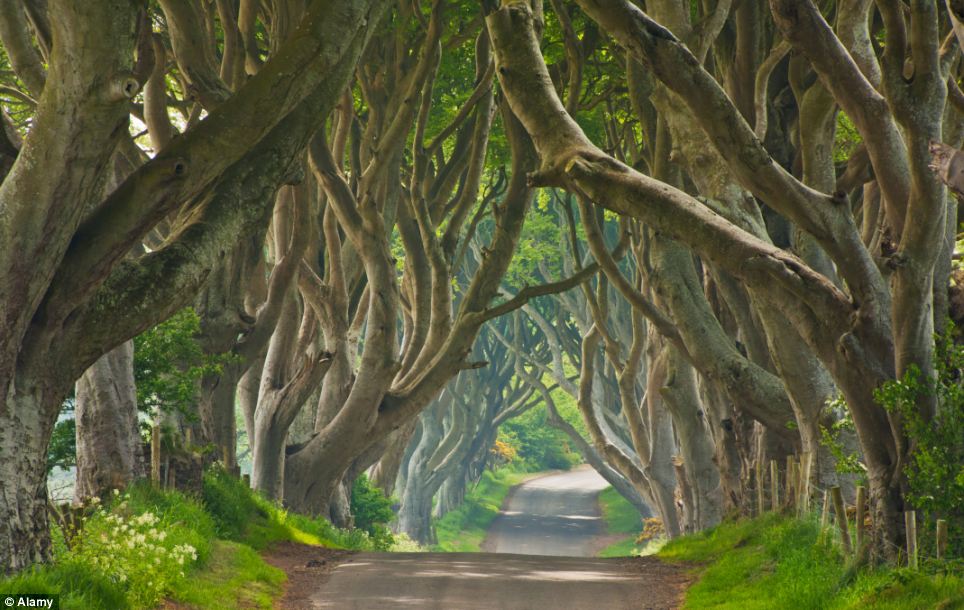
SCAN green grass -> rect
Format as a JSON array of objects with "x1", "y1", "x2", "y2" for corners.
[
  {"x1": 0, "y1": 468, "x2": 389, "y2": 609},
  {"x1": 432, "y1": 468, "x2": 528, "y2": 552},
  {"x1": 201, "y1": 467, "x2": 380, "y2": 551},
  {"x1": 0, "y1": 559, "x2": 128, "y2": 610},
  {"x1": 596, "y1": 486, "x2": 646, "y2": 557},
  {"x1": 169, "y1": 540, "x2": 285, "y2": 609},
  {"x1": 659, "y1": 513, "x2": 964, "y2": 610}
]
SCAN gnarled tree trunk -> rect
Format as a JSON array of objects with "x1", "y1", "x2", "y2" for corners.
[{"x1": 74, "y1": 341, "x2": 144, "y2": 503}]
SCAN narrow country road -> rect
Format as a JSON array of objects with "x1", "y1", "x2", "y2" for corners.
[
  {"x1": 287, "y1": 467, "x2": 686, "y2": 609},
  {"x1": 481, "y1": 465, "x2": 610, "y2": 556}
]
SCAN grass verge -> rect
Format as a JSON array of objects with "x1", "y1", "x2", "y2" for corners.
[
  {"x1": 432, "y1": 468, "x2": 529, "y2": 552},
  {"x1": 169, "y1": 540, "x2": 285, "y2": 609},
  {"x1": 0, "y1": 468, "x2": 388, "y2": 609},
  {"x1": 659, "y1": 513, "x2": 964, "y2": 610},
  {"x1": 596, "y1": 486, "x2": 645, "y2": 557}
]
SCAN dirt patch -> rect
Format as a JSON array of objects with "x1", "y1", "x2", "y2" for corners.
[
  {"x1": 623, "y1": 555, "x2": 693, "y2": 610},
  {"x1": 262, "y1": 541, "x2": 354, "y2": 610},
  {"x1": 589, "y1": 531, "x2": 632, "y2": 556}
]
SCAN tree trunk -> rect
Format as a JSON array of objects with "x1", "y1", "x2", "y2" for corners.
[
  {"x1": 328, "y1": 481, "x2": 353, "y2": 529},
  {"x1": 545, "y1": 399, "x2": 653, "y2": 517},
  {"x1": 251, "y1": 420, "x2": 286, "y2": 499},
  {"x1": 370, "y1": 419, "x2": 417, "y2": 496},
  {"x1": 435, "y1": 474, "x2": 465, "y2": 518},
  {"x1": 0, "y1": 378, "x2": 59, "y2": 574},
  {"x1": 74, "y1": 341, "x2": 144, "y2": 502},
  {"x1": 197, "y1": 363, "x2": 241, "y2": 470},
  {"x1": 660, "y1": 345, "x2": 722, "y2": 530}
]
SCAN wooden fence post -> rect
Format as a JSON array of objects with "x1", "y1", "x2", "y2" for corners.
[
  {"x1": 770, "y1": 460, "x2": 779, "y2": 512},
  {"x1": 785, "y1": 456, "x2": 796, "y2": 509},
  {"x1": 936, "y1": 519, "x2": 948, "y2": 560},
  {"x1": 797, "y1": 452, "x2": 812, "y2": 516},
  {"x1": 831, "y1": 486, "x2": 851, "y2": 556},
  {"x1": 820, "y1": 490, "x2": 830, "y2": 529},
  {"x1": 905, "y1": 511, "x2": 918, "y2": 569},
  {"x1": 854, "y1": 486, "x2": 866, "y2": 553},
  {"x1": 151, "y1": 423, "x2": 161, "y2": 487},
  {"x1": 756, "y1": 460, "x2": 765, "y2": 516}
]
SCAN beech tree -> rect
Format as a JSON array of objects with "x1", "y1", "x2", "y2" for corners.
[
  {"x1": 3, "y1": 0, "x2": 962, "y2": 576},
  {"x1": 0, "y1": 0, "x2": 387, "y2": 573},
  {"x1": 485, "y1": 0, "x2": 961, "y2": 556},
  {"x1": 255, "y1": 4, "x2": 594, "y2": 519},
  {"x1": 394, "y1": 323, "x2": 541, "y2": 544}
]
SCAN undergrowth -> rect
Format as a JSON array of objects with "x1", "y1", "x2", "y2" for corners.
[
  {"x1": 597, "y1": 486, "x2": 645, "y2": 557},
  {"x1": 660, "y1": 513, "x2": 964, "y2": 610},
  {"x1": 0, "y1": 467, "x2": 398, "y2": 609}
]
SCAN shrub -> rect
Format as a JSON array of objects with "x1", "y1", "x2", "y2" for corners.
[
  {"x1": 134, "y1": 308, "x2": 235, "y2": 421},
  {"x1": 118, "y1": 482, "x2": 215, "y2": 561},
  {"x1": 350, "y1": 474, "x2": 395, "y2": 533},
  {"x1": 350, "y1": 474, "x2": 396, "y2": 550},
  {"x1": 876, "y1": 323, "x2": 964, "y2": 558}
]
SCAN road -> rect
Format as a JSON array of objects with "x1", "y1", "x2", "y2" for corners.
[
  {"x1": 481, "y1": 466, "x2": 610, "y2": 556},
  {"x1": 293, "y1": 467, "x2": 685, "y2": 609}
]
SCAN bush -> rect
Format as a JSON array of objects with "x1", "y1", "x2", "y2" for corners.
[
  {"x1": 2, "y1": 468, "x2": 396, "y2": 609},
  {"x1": 876, "y1": 323, "x2": 964, "y2": 558},
  {"x1": 350, "y1": 474, "x2": 395, "y2": 541},
  {"x1": 118, "y1": 482, "x2": 215, "y2": 561},
  {"x1": 40, "y1": 486, "x2": 212, "y2": 609},
  {"x1": 134, "y1": 308, "x2": 235, "y2": 421}
]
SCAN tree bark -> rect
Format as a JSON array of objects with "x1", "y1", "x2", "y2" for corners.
[{"x1": 74, "y1": 341, "x2": 144, "y2": 503}]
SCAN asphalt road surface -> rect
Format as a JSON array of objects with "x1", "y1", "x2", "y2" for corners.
[
  {"x1": 310, "y1": 551, "x2": 683, "y2": 609},
  {"x1": 481, "y1": 466, "x2": 610, "y2": 556},
  {"x1": 300, "y1": 467, "x2": 686, "y2": 609}
]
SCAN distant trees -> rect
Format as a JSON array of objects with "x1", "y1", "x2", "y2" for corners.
[
  {"x1": 2, "y1": 0, "x2": 963, "y2": 575},
  {"x1": 485, "y1": 0, "x2": 961, "y2": 557}
]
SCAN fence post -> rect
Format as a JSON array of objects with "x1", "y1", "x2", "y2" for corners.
[
  {"x1": 770, "y1": 460, "x2": 779, "y2": 512},
  {"x1": 905, "y1": 511, "x2": 918, "y2": 569},
  {"x1": 936, "y1": 519, "x2": 948, "y2": 560},
  {"x1": 854, "y1": 486, "x2": 866, "y2": 554},
  {"x1": 222, "y1": 446, "x2": 232, "y2": 471},
  {"x1": 831, "y1": 486, "x2": 851, "y2": 556},
  {"x1": 798, "y1": 452, "x2": 812, "y2": 516},
  {"x1": 785, "y1": 456, "x2": 796, "y2": 509},
  {"x1": 756, "y1": 460, "x2": 765, "y2": 516},
  {"x1": 820, "y1": 490, "x2": 830, "y2": 529},
  {"x1": 151, "y1": 423, "x2": 161, "y2": 487}
]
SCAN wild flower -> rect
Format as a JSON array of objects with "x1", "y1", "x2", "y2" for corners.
[{"x1": 68, "y1": 492, "x2": 200, "y2": 608}]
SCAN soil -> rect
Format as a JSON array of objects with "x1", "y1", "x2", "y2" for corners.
[{"x1": 262, "y1": 541, "x2": 353, "y2": 610}]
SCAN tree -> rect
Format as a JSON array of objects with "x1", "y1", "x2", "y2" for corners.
[
  {"x1": 485, "y1": 0, "x2": 959, "y2": 556},
  {"x1": 0, "y1": 0, "x2": 387, "y2": 573}
]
